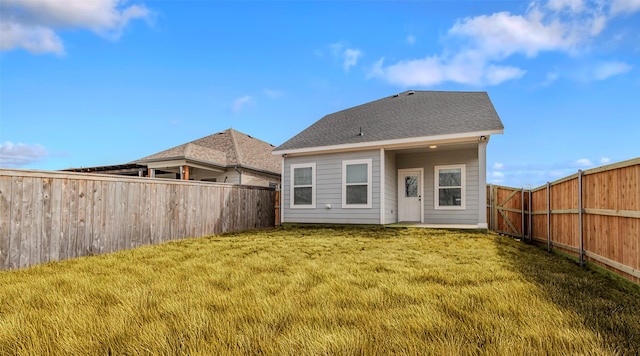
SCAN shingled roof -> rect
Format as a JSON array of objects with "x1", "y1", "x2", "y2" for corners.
[
  {"x1": 137, "y1": 128, "x2": 280, "y2": 175},
  {"x1": 274, "y1": 90, "x2": 504, "y2": 152}
]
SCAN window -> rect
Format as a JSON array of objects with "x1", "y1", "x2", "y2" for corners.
[
  {"x1": 342, "y1": 159, "x2": 372, "y2": 208},
  {"x1": 434, "y1": 164, "x2": 465, "y2": 209},
  {"x1": 290, "y1": 163, "x2": 315, "y2": 208},
  {"x1": 404, "y1": 175, "x2": 418, "y2": 197}
]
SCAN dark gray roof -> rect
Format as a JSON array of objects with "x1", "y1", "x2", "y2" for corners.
[{"x1": 274, "y1": 90, "x2": 504, "y2": 152}]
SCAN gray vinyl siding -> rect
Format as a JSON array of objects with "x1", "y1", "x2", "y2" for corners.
[
  {"x1": 396, "y1": 147, "x2": 479, "y2": 225},
  {"x1": 283, "y1": 150, "x2": 380, "y2": 224},
  {"x1": 384, "y1": 151, "x2": 397, "y2": 224}
]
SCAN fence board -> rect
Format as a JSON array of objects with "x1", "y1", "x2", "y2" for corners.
[
  {"x1": 128, "y1": 183, "x2": 140, "y2": 248},
  {"x1": 0, "y1": 176, "x2": 11, "y2": 269},
  {"x1": 116, "y1": 181, "x2": 128, "y2": 250},
  {"x1": 92, "y1": 180, "x2": 104, "y2": 255},
  {"x1": 76, "y1": 179, "x2": 87, "y2": 259},
  {"x1": 84, "y1": 180, "x2": 94, "y2": 255},
  {"x1": 105, "y1": 181, "x2": 117, "y2": 254},
  {"x1": 40, "y1": 178, "x2": 52, "y2": 264},
  {"x1": 49, "y1": 179, "x2": 62, "y2": 262},
  {"x1": 71, "y1": 180, "x2": 81, "y2": 261},
  {"x1": 0, "y1": 169, "x2": 275, "y2": 270},
  {"x1": 20, "y1": 177, "x2": 35, "y2": 268}
]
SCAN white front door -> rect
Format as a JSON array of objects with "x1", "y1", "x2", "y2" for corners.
[{"x1": 398, "y1": 169, "x2": 423, "y2": 222}]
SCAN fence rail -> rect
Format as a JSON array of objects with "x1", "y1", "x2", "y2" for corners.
[
  {"x1": 0, "y1": 169, "x2": 275, "y2": 270},
  {"x1": 487, "y1": 157, "x2": 640, "y2": 284}
]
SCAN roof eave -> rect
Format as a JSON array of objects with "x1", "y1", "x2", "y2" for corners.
[
  {"x1": 136, "y1": 156, "x2": 226, "y2": 170},
  {"x1": 135, "y1": 156, "x2": 280, "y2": 176},
  {"x1": 272, "y1": 129, "x2": 504, "y2": 156}
]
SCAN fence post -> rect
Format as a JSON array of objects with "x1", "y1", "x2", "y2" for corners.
[
  {"x1": 521, "y1": 188, "x2": 525, "y2": 239},
  {"x1": 528, "y1": 189, "x2": 532, "y2": 243},
  {"x1": 578, "y1": 170, "x2": 584, "y2": 266},
  {"x1": 274, "y1": 189, "x2": 281, "y2": 226},
  {"x1": 488, "y1": 184, "x2": 493, "y2": 231},
  {"x1": 492, "y1": 185, "x2": 497, "y2": 231},
  {"x1": 546, "y1": 182, "x2": 551, "y2": 252}
]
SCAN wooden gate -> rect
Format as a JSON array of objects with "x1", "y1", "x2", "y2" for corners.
[{"x1": 488, "y1": 185, "x2": 529, "y2": 239}]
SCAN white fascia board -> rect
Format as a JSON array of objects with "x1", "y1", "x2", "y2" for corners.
[
  {"x1": 145, "y1": 159, "x2": 187, "y2": 169},
  {"x1": 146, "y1": 159, "x2": 225, "y2": 173},
  {"x1": 272, "y1": 129, "x2": 503, "y2": 156}
]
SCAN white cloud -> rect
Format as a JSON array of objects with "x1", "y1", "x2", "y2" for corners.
[
  {"x1": 0, "y1": 22, "x2": 64, "y2": 54},
  {"x1": 593, "y1": 61, "x2": 633, "y2": 80},
  {"x1": 406, "y1": 35, "x2": 416, "y2": 45},
  {"x1": 329, "y1": 41, "x2": 363, "y2": 72},
  {"x1": 231, "y1": 95, "x2": 253, "y2": 114},
  {"x1": 370, "y1": 0, "x2": 636, "y2": 87},
  {"x1": 263, "y1": 88, "x2": 284, "y2": 98},
  {"x1": 493, "y1": 162, "x2": 505, "y2": 170},
  {"x1": 611, "y1": 0, "x2": 640, "y2": 15},
  {"x1": 599, "y1": 157, "x2": 612, "y2": 164},
  {"x1": 0, "y1": 0, "x2": 150, "y2": 55},
  {"x1": 448, "y1": 11, "x2": 577, "y2": 58},
  {"x1": 0, "y1": 141, "x2": 48, "y2": 167},
  {"x1": 547, "y1": 0, "x2": 586, "y2": 13},
  {"x1": 343, "y1": 48, "x2": 363, "y2": 72},
  {"x1": 488, "y1": 170, "x2": 505, "y2": 185},
  {"x1": 485, "y1": 65, "x2": 527, "y2": 85},
  {"x1": 574, "y1": 158, "x2": 593, "y2": 167},
  {"x1": 369, "y1": 53, "x2": 525, "y2": 87},
  {"x1": 542, "y1": 71, "x2": 560, "y2": 86}
]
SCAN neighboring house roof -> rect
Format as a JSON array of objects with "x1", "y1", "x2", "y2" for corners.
[
  {"x1": 274, "y1": 90, "x2": 504, "y2": 153},
  {"x1": 137, "y1": 128, "x2": 281, "y2": 175}
]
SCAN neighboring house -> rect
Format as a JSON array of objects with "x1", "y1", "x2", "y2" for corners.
[
  {"x1": 65, "y1": 128, "x2": 281, "y2": 187},
  {"x1": 272, "y1": 90, "x2": 504, "y2": 227}
]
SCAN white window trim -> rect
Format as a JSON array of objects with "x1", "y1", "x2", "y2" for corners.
[
  {"x1": 290, "y1": 163, "x2": 316, "y2": 209},
  {"x1": 342, "y1": 159, "x2": 372, "y2": 209},
  {"x1": 434, "y1": 164, "x2": 466, "y2": 210}
]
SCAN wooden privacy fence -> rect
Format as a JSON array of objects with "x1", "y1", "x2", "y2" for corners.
[
  {"x1": 487, "y1": 157, "x2": 640, "y2": 284},
  {"x1": 0, "y1": 169, "x2": 276, "y2": 270}
]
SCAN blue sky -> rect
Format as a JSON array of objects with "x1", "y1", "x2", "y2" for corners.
[{"x1": 1, "y1": 0, "x2": 639, "y2": 188}]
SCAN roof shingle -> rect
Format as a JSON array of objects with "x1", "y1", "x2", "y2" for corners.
[
  {"x1": 274, "y1": 90, "x2": 504, "y2": 152},
  {"x1": 137, "y1": 128, "x2": 280, "y2": 175}
]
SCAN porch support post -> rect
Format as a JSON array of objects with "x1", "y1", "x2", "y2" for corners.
[
  {"x1": 379, "y1": 148, "x2": 385, "y2": 225},
  {"x1": 478, "y1": 138, "x2": 488, "y2": 229},
  {"x1": 280, "y1": 155, "x2": 285, "y2": 224},
  {"x1": 181, "y1": 165, "x2": 189, "y2": 180},
  {"x1": 149, "y1": 168, "x2": 156, "y2": 178}
]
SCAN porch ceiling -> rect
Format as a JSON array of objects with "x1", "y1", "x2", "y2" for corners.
[{"x1": 387, "y1": 141, "x2": 477, "y2": 154}]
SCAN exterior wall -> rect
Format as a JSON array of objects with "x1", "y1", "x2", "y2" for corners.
[
  {"x1": 384, "y1": 150, "x2": 398, "y2": 224},
  {"x1": 220, "y1": 170, "x2": 241, "y2": 184},
  {"x1": 283, "y1": 150, "x2": 380, "y2": 224},
  {"x1": 396, "y1": 147, "x2": 479, "y2": 225},
  {"x1": 189, "y1": 168, "x2": 224, "y2": 182},
  {"x1": 159, "y1": 168, "x2": 279, "y2": 187},
  {"x1": 241, "y1": 170, "x2": 280, "y2": 187}
]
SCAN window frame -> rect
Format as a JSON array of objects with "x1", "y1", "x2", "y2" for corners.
[
  {"x1": 290, "y1": 163, "x2": 316, "y2": 209},
  {"x1": 342, "y1": 159, "x2": 373, "y2": 209},
  {"x1": 434, "y1": 164, "x2": 466, "y2": 210}
]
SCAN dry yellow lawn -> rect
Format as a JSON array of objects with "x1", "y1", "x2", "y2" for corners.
[{"x1": 1, "y1": 226, "x2": 639, "y2": 355}]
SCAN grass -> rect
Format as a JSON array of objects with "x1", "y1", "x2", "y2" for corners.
[{"x1": 1, "y1": 226, "x2": 639, "y2": 355}]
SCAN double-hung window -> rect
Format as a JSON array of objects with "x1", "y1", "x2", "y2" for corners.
[
  {"x1": 434, "y1": 164, "x2": 465, "y2": 209},
  {"x1": 290, "y1": 163, "x2": 315, "y2": 208},
  {"x1": 342, "y1": 159, "x2": 372, "y2": 208}
]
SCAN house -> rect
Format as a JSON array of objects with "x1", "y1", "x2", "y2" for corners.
[
  {"x1": 65, "y1": 128, "x2": 281, "y2": 187},
  {"x1": 272, "y1": 90, "x2": 504, "y2": 227}
]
